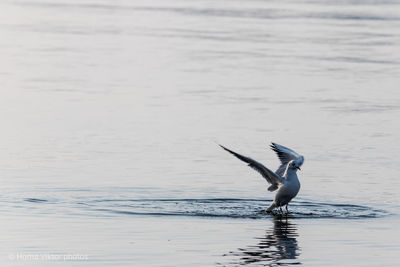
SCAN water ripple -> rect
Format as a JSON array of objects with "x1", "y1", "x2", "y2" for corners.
[
  {"x1": 24, "y1": 198, "x2": 48, "y2": 203},
  {"x1": 82, "y1": 198, "x2": 387, "y2": 219}
]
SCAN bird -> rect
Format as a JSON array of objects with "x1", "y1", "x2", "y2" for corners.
[{"x1": 219, "y1": 142, "x2": 304, "y2": 213}]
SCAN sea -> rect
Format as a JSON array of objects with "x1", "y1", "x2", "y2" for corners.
[{"x1": 1, "y1": 0, "x2": 399, "y2": 266}]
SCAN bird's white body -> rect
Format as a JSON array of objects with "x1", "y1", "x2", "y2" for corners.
[
  {"x1": 220, "y1": 142, "x2": 304, "y2": 212},
  {"x1": 267, "y1": 168, "x2": 301, "y2": 211}
]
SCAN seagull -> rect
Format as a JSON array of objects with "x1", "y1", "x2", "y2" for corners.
[{"x1": 219, "y1": 143, "x2": 304, "y2": 213}]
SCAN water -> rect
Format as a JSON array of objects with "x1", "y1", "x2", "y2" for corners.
[{"x1": 1, "y1": 0, "x2": 400, "y2": 265}]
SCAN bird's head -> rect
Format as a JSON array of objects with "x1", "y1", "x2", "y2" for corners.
[{"x1": 289, "y1": 160, "x2": 301, "y2": 171}]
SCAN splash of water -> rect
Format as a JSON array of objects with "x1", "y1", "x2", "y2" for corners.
[{"x1": 81, "y1": 198, "x2": 387, "y2": 219}]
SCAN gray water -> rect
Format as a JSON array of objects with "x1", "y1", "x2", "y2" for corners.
[{"x1": 1, "y1": 0, "x2": 400, "y2": 266}]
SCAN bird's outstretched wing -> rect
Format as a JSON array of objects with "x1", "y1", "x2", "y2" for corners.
[
  {"x1": 270, "y1": 142, "x2": 304, "y2": 176},
  {"x1": 220, "y1": 145, "x2": 283, "y2": 191}
]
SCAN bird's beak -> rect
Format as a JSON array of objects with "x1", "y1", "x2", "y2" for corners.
[{"x1": 296, "y1": 166, "x2": 301, "y2": 171}]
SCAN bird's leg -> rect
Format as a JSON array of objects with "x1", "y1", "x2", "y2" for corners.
[
  {"x1": 285, "y1": 204, "x2": 289, "y2": 213},
  {"x1": 279, "y1": 206, "x2": 283, "y2": 213}
]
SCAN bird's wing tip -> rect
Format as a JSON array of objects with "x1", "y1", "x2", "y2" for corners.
[
  {"x1": 219, "y1": 144, "x2": 232, "y2": 153},
  {"x1": 270, "y1": 142, "x2": 279, "y2": 151}
]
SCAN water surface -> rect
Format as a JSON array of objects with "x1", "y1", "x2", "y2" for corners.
[{"x1": 1, "y1": 0, "x2": 400, "y2": 266}]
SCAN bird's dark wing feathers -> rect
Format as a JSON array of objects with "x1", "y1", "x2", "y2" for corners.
[{"x1": 219, "y1": 145, "x2": 283, "y2": 189}]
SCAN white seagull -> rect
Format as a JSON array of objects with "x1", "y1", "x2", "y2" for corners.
[{"x1": 219, "y1": 143, "x2": 304, "y2": 213}]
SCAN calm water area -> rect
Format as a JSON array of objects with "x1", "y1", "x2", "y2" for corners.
[{"x1": 1, "y1": 0, "x2": 400, "y2": 266}]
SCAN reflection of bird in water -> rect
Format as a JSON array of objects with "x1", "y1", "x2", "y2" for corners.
[{"x1": 220, "y1": 215, "x2": 301, "y2": 266}]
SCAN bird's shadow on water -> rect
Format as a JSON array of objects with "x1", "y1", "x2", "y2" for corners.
[{"x1": 219, "y1": 214, "x2": 301, "y2": 266}]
